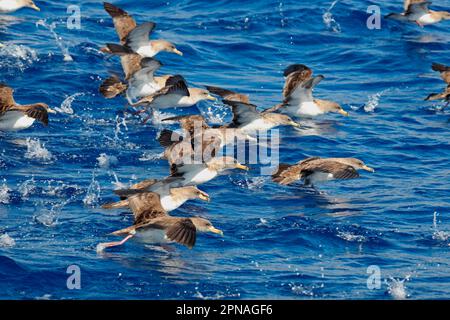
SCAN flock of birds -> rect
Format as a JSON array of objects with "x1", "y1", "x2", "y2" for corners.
[{"x1": 0, "y1": 0, "x2": 449, "y2": 251}]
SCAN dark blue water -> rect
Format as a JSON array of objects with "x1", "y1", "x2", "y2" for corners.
[{"x1": 0, "y1": 0, "x2": 449, "y2": 300}]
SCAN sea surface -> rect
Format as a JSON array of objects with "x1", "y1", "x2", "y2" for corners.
[{"x1": 0, "y1": 0, "x2": 449, "y2": 300}]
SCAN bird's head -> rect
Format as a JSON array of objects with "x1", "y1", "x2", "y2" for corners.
[{"x1": 190, "y1": 217, "x2": 223, "y2": 236}]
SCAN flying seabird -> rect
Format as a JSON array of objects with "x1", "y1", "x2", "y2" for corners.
[
  {"x1": 160, "y1": 114, "x2": 256, "y2": 156},
  {"x1": 131, "y1": 76, "x2": 216, "y2": 122},
  {"x1": 386, "y1": 1, "x2": 450, "y2": 27},
  {"x1": 169, "y1": 156, "x2": 249, "y2": 186},
  {"x1": 97, "y1": 191, "x2": 222, "y2": 251},
  {"x1": 0, "y1": 0, "x2": 40, "y2": 13},
  {"x1": 102, "y1": 3, "x2": 182, "y2": 58},
  {"x1": 99, "y1": 56, "x2": 170, "y2": 103},
  {"x1": 222, "y1": 99, "x2": 300, "y2": 134},
  {"x1": 205, "y1": 85, "x2": 300, "y2": 133},
  {"x1": 272, "y1": 157, "x2": 374, "y2": 187},
  {"x1": 0, "y1": 84, "x2": 56, "y2": 131},
  {"x1": 425, "y1": 63, "x2": 450, "y2": 107},
  {"x1": 113, "y1": 156, "x2": 248, "y2": 199},
  {"x1": 102, "y1": 185, "x2": 210, "y2": 212},
  {"x1": 267, "y1": 64, "x2": 348, "y2": 118}
]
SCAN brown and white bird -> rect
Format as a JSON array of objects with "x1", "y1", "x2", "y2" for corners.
[
  {"x1": 102, "y1": 3, "x2": 182, "y2": 58},
  {"x1": 113, "y1": 156, "x2": 248, "y2": 200},
  {"x1": 425, "y1": 63, "x2": 450, "y2": 107},
  {"x1": 0, "y1": 84, "x2": 55, "y2": 131},
  {"x1": 97, "y1": 191, "x2": 222, "y2": 251},
  {"x1": 99, "y1": 57, "x2": 171, "y2": 103},
  {"x1": 386, "y1": 1, "x2": 450, "y2": 27},
  {"x1": 0, "y1": 0, "x2": 40, "y2": 13},
  {"x1": 160, "y1": 114, "x2": 256, "y2": 157},
  {"x1": 102, "y1": 185, "x2": 210, "y2": 212},
  {"x1": 205, "y1": 85, "x2": 300, "y2": 133},
  {"x1": 131, "y1": 76, "x2": 216, "y2": 122},
  {"x1": 267, "y1": 64, "x2": 348, "y2": 118},
  {"x1": 272, "y1": 157, "x2": 374, "y2": 187}
]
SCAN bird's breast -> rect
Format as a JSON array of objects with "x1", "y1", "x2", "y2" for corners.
[{"x1": 0, "y1": 111, "x2": 35, "y2": 131}]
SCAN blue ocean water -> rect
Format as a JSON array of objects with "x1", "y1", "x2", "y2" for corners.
[{"x1": 0, "y1": 0, "x2": 449, "y2": 300}]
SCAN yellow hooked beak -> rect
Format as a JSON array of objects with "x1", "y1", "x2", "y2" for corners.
[
  {"x1": 47, "y1": 108, "x2": 57, "y2": 114},
  {"x1": 29, "y1": 2, "x2": 40, "y2": 11},
  {"x1": 236, "y1": 164, "x2": 249, "y2": 171},
  {"x1": 338, "y1": 109, "x2": 349, "y2": 116},
  {"x1": 206, "y1": 94, "x2": 217, "y2": 101},
  {"x1": 173, "y1": 48, "x2": 183, "y2": 56},
  {"x1": 290, "y1": 121, "x2": 300, "y2": 127},
  {"x1": 199, "y1": 193, "x2": 210, "y2": 202},
  {"x1": 209, "y1": 226, "x2": 223, "y2": 236},
  {"x1": 362, "y1": 165, "x2": 375, "y2": 173}
]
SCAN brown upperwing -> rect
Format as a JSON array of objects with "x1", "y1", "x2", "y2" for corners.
[
  {"x1": 205, "y1": 85, "x2": 250, "y2": 103},
  {"x1": 103, "y1": 2, "x2": 137, "y2": 43},
  {"x1": 127, "y1": 192, "x2": 167, "y2": 225},
  {"x1": 0, "y1": 84, "x2": 16, "y2": 115}
]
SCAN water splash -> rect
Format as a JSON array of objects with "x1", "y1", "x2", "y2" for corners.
[
  {"x1": 97, "y1": 153, "x2": 118, "y2": 169},
  {"x1": 323, "y1": 0, "x2": 341, "y2": 33},
  {"x1": 55, "y1": 92, "x2": 85, "y2": 114},
  {"x1": 36, "y1": 20, "x2": 73, "y2": 62},
  {"x1": 337, "y1": 231, "x2": 366, "y2": 242},
  {"x1": 34, "y1": 197, "x2": 73, "y2": 227},
  {"x1": 364, "y1": 92, "x2": 384, "y2": 113},
  {"x1": 0, "y1": 180, "x2": 10, "y2": 204},
  {"x1": 432, "y1": 212, "x2": 450, "y2": 242},
  {"x1": 18, "y1": 176, "x2": 36, "y2": 200},
  {"x1": 387, "y1": 276, "x2": 410, "y2": 300},
  {"x1": 139, "y1": 151, "x2": 164, "y2": 162},
  {"x1": 0, "y1": 233, "x2": 15, "y2": 248},
  {"x1": 0, "y1": 44, "x2": 38, "y2": 72},
  {"x1": 83, "y1": 171, "x2": 101, "y2": 207},
  {"x1": 25, "y1": 138, "x2": 54, "y2": 162}
]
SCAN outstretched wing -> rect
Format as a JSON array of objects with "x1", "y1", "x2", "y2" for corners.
[
  {"x1": 205, "y1": 85, "x2": 250, "y2": 103},
  {"x1": 432, "y1": 63, "x2": 450, "y2": 85},
  {"x1": 282, "y1": 64, "x2": 313, "y2": 99},
  {"x1": 406, "y1": 1, "x2": 430, "y2": 15},
  {"x1": 299, "y1": 159, "x2": 360, "y2": 180},
  {"x1": 287, "y1": 75, "x2": 324, "y2": 105},
  {"x1": 125, "y1": 22, "x2": 156, "y2": 52},
  {"x1": 133, "y1": 75, "x2": 189, "y2": 106},
  {"x1": 103, "y1": 2, "x2": 137, "y2": 43},
  {"x1": 222, "y1": 99, "x2": 261, "y2": 127},
  {"x1": 127, "y1": 192, "x2": 167, "y2": 224},
  {"x1": 404, "y1": 0, "x2": 427, "y2": 12},
  {"x1": 165, "y1": 218, "x2": 197, "y2": 249}
]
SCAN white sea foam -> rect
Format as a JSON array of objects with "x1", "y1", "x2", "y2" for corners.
[
  {"x1": 18, "y1": 177, "x2": 36, "y2": 200},
  {"x1": 0, "y1": 44, "x2": 38, "y2": 72},
  {"x1": 337, "y1": 231, "x2": 366, "y2": 242},
  {"x1": 25, "y1": 138, "x2": 54, "y2": 162},
  {"x1": 97, "y1": 153, "x2": 118, "y2": 169},
  {"x1": 0, "y1": 180, "x2": 11, "y2": 204},
  {"x1": 139, "y1": 151, "x2": 164, "y2": 162},
  {"x1": 432, "y1": 212, "x2": 450, "y2": 242},
  {"x1": 387, "y1": 276, "x2": 410, "y2": 300},
  {"x1": 0, "y1": 233, "x2": 15, "y2": 247},
  {"x1": 323, "y1": 0, "x2": 341, "y2": 33},
  {"x1": 364, "y1": 92, "x2": 383, "y2": 113}
]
